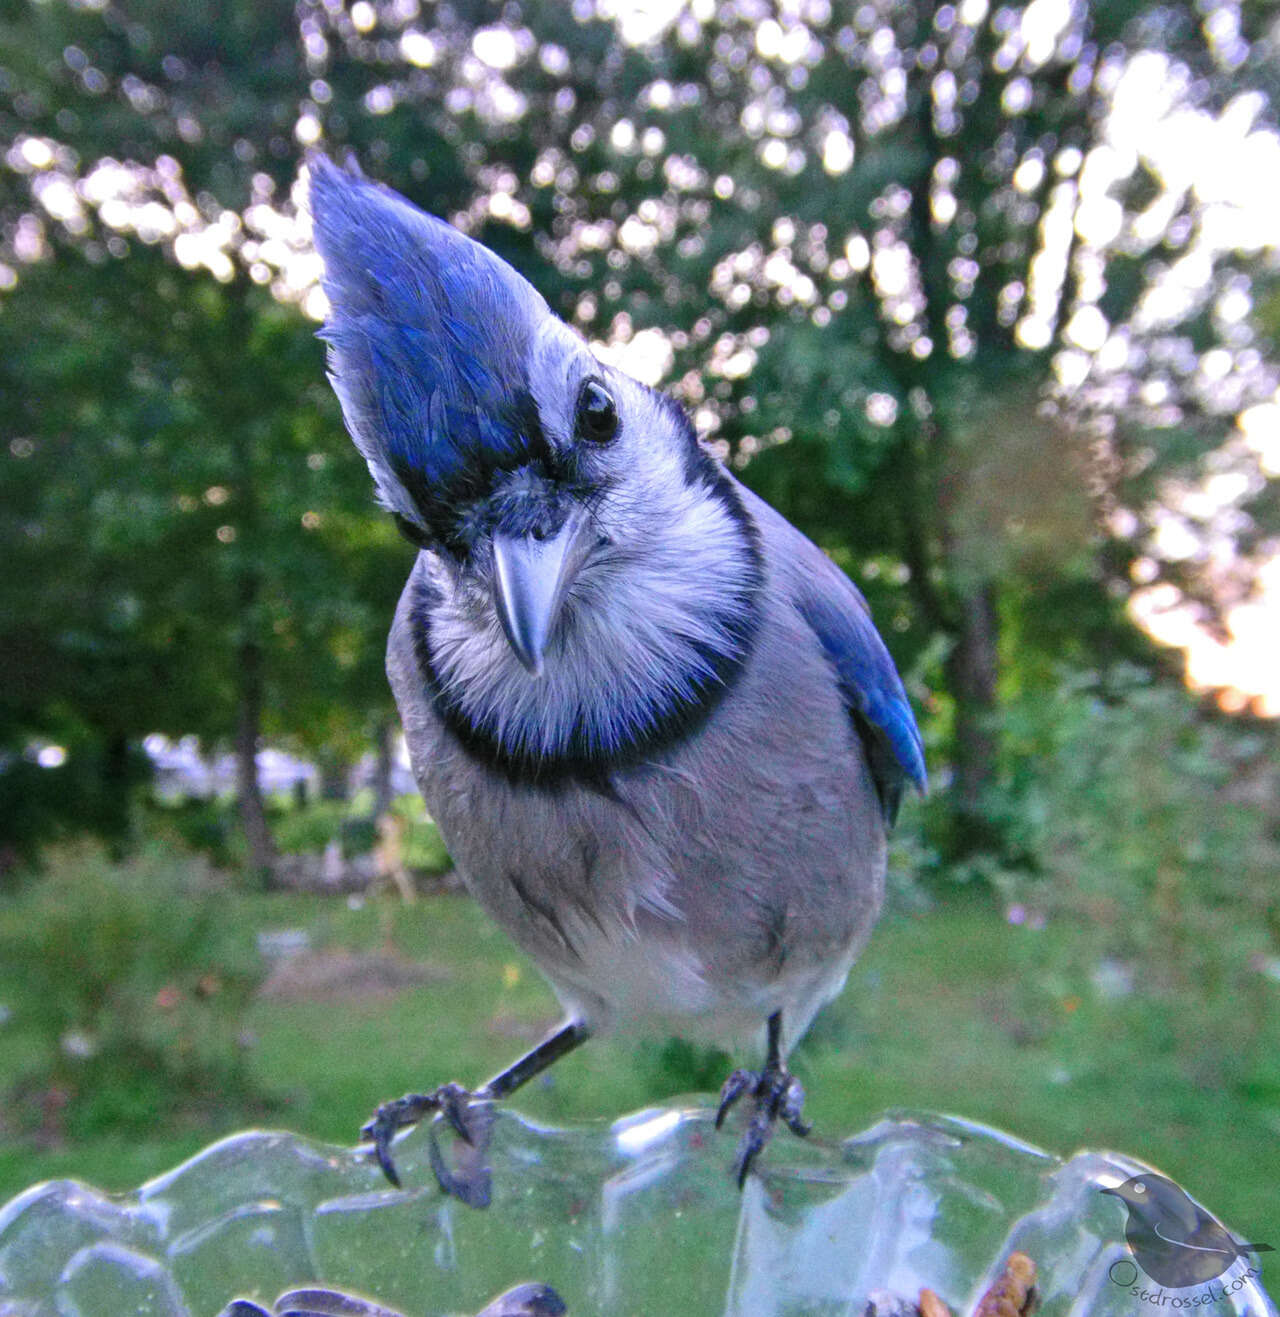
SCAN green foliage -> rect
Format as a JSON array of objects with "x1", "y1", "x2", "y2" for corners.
[
  {"x1": 991, "y1": 669, "x2": 1276, "y2": 935},
  {"x1": 0, "y1": 739, "x2": 150, "y2": 877},
  {"x1": 390, "y1": 802, "x2": 453, "y2": 875},
  {"x1": 270, "y1": 795, "x2": 452, "y2": 872},
  {"x1": 950, "y1": 669, "x2": 1280, "y2": 1086},
  {"x1": 266, "y1": 799, "x2": 350, "y2": 856},
  {"x1": 0, "y1": 244, "x2": 412, "y2": 865},
  {"x1": 0, "y1": 873, "x2": 1275, "y2": 1234},
  {"x1": 0, "y1": 845, "x2": 270, "y2": 1141},
  {"x1": 148, "y1": 798, "x2": 242, "y2": 870},
  {"x1": 338, "y1": 815, "x2": 378, "y2": 859},
  {"x1": 638, "y1": 1036, "x2": 732, "y2": 1098},
  {"x1": 151, "y1": 793, "x2": 454, "y2": 876}
]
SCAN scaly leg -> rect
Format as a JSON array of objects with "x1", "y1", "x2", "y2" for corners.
[{"x1": 715, "y1": 1011, "x2": 811, "y2": 1187}]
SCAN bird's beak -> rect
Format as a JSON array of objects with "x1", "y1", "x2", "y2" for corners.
[{"x1": 491, "y1": 511, "x2": 591, "y2": 677}]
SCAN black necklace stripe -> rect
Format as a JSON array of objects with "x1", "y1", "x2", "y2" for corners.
[{"x1": 406, "y1": 475, "x2": 763, "y2": 788}]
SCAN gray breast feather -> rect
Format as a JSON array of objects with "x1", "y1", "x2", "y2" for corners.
[{"x1": 386, "y1": 530, "x2": 888, "y2": 1052}]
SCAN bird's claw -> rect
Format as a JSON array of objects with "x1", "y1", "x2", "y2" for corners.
[
  {"x1": 360, "y1": 1081, "x2": 479, "y2": 1189},
  {"x1": 716, "y1": 1062, "x2": 810, "y2": 1187},
  {"x1": 714, "y1": 1068, "x2": 756, "y2": 1128}
]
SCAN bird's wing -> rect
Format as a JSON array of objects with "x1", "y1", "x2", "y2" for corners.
[
  {"x1": 1156, "y1": 1223, "x2": 1233, "y2": 1256},
  {"x1": 734, "y1": 479, "x2": 927, "y2": 823}
]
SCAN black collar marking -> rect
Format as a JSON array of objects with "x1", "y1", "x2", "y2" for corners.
[{"x1": 404, "y1": 469, "x2": 764, "y2": 788}]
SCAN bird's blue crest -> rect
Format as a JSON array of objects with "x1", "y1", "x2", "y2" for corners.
[{"x1": 308, "y1": 155, "x2": 551, "y2": 530}]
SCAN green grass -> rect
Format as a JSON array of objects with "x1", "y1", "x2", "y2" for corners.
[{"x1": 1, "y1": 883, "x2": 1274, "y2": 1242}]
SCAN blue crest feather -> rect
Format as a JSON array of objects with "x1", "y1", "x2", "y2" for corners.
[{"x1": 308, "y1": 155, "x2": 549, "y2": 527}]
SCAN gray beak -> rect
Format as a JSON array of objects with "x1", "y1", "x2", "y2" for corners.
[{"x1": 492, "y1": 512, "x2": 590, "y2": 676}]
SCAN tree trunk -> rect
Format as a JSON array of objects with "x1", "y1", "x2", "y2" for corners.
[
  {"x1": 895, "y1": 408, "x2": 1005, "y2": 854},
  {"x1": 234, "y1": 577, "x2": 275, "y2": 882},
  {"x1": 101, "y1": 730, "x2": 133, "y2": 860},
  {"x1": 319, "y1": 752, "x2": 349, "y2": 802},
  {"x1": 372, "y1": 717, "x2": 395, "y2": 818},
  {"x1": 210, "y1": 283, "x2": 277, "y2": 883},
  {"x1": 944, "y1": 580, "x2": 1000, "y2": 844}
]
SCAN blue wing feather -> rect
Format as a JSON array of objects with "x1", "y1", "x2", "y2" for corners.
[
  {"x1": 734, "y1": 480, "x2": 926, "y2": 823},
  {"x1": 794, "y1": 585, "x2": 927, "y2": 823}
]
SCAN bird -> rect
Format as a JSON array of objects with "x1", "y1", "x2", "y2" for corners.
[
  {"x1": 1102, "y1": 1173, "x2": 1273, "y2": 1289},
  {"x1": 307, "y1": 154, "x2": 926, "y2": 1198}
]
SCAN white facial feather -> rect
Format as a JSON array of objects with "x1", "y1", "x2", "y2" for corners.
[
  {"x1": 423, "y1": 325, "x2": 758, "y2": 762},
  {"x1": 428, "y1": 486, "x2": 754, "y2": 759}
]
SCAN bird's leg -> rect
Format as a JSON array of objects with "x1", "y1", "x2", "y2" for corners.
[
  {"x1": 361, "y1": 1018, "x2": 590, "y2": 1200},
  {"x1": 715, "y1": 1011, "x2": 811, "y2": 1187}
]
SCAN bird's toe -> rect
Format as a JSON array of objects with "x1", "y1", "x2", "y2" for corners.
[
  {"x1": 775, "y1": 1072, "x2": 810, "y2": 1138},
  {"x1": 360, "y1": 1085, "x2": 481, "y2": 1188},
  {"x1": 717, "y1": 1057, "x2": 811, "y2": 1187},
  {"x1": 731, "y1": 1126, "x2": 767, "y2": 1189},
  {"x1": 436, "y1": 1081, "x2": 479, "y2": 1145},
  {"x1": 715, "y1": 1068, "x2": 756, "y2": 1128}
]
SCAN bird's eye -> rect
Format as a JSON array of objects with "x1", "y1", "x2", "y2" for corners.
[
  {"x1": 1134, "y1": 1183, "x2": 1146, "y2": 1194},
  {"x1": 575, "y1": 379, "x2": 618, "y2": 443}
]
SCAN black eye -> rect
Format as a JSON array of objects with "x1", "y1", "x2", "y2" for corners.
[{"x1": 575, "y1": 379, "x2": 618, "y2": 443}]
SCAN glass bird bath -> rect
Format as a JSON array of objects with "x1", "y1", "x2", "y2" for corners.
[{"x1": 0, "y1": 1103, "x2": 1273, "y2": 1316}]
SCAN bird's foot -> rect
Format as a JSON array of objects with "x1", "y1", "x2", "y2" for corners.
[
  {"x1": 715, "y1": 1059, "x2": 811, "y2": 1187},
  {"x1": 361, "y1": 1082, "x2": 495, "y2": 1205}
]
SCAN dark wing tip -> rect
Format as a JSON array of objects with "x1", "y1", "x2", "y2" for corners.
[{"x1": 794, "y1": 585, "x2": 927, "y2": 820}]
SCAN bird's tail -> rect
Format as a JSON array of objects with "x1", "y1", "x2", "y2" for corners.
[{"x1": 1238, "y1": 1242, "x2": 1275, "y2": 1254}]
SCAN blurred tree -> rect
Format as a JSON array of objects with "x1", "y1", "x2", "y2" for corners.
[
  {"x1": 2, "y1": 0, "x2": 1277, "y2": 862},
  {"x1": 0, "y1": 242, "x2": 400, "y2": 872},
  {"x1": 0, "y1": 249, "x2": 233, "y2": 858},
  {"x1": 0, "y1": 1, "x2": 410, "y2": 869}
]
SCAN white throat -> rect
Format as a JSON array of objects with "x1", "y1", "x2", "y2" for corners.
[{"x1": 422, "y1": 476, "x2": 760, "y2": 770}]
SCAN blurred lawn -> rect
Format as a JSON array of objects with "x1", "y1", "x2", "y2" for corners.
[{"x1": 0, "y1": 880, "x2": 1274, "y2": 1240}]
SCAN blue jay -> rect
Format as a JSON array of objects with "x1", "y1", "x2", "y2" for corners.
[{"x1": 308, "y1": 156, "x2": 926, "y2": 1195}]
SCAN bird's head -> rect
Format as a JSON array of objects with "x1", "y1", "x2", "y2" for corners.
[
  {"x1": 308, "y1": 156, "x2": 760, "y2": 772},
  {"x1": 1101, "y1": 1174, "x2": 1200, "y2": 1233}
]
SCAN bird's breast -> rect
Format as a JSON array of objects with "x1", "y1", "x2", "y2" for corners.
[
  {"x1": 388, "y1": 566, "x2": 888, "y2": 1043},
  {"x1": 435, "y1": 782, "x2": 873, "y2": 1051}
]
